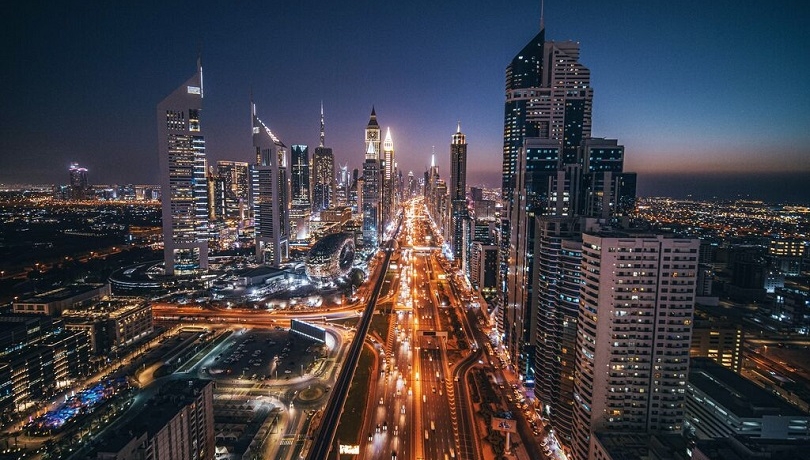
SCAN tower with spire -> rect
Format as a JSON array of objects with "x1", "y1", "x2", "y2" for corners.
[
  {"x1": 381, "y1": 127, "x2": 396, "y2": 229},
  {"x1": 157, "y1": 57, "x2": 208, "y2": 275},
  {"x1": 361, "y1": 107, "x2": 382, "y2": 247},
  {"x1": 313, "y1": 103, "x2": 334, "y2": 213},
  {"x1": 450, "y1": 122, "x2": 468, "y2": 267},
  {"x1": 364, "y1": 106, "x2": 381, "y2": 160}
]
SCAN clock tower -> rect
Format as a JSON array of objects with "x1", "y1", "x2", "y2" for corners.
[{"x1": 365, "y1": 106, "x2": 381, "y2": 160}]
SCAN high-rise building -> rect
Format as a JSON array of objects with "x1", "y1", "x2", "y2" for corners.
[
  {"x1": 290, "y1": 145, "x2": 311, "y2": 239},
  {"x1": 313, "y1": 148, "x2": 334, "y2": 212},
  {"x1": 450, "y1": 123, "x2": 468, "y2": 265},
  {"x1": 290, "y1": 145, "x2": 311, "y2": 208},
  {"x1": 501, "y1": 25, "x2": 592, "y2": 214},
  {"x1": 251, "y1": 103, "x2": 289, "y2": 267},
  {"x1": 532, "y1": 216, "x2": 583, "y2": 447},
  {"x1": 95, "y1": 379, "x2": 214, "y2": 460},
  {"x1": 572, "y1": 230, "x2": 699, "y2": 460},
  {"x1": 157, "y1": 58, "x2": 208, "y2": 275},
  {"x1": 336, "y1": 164, "x2": 349, "y2": 207},
  {"x1": 211, "y1": 161, "x2": 249, "y2": 222},
  {"x1": 362, "y1": 108, "x2": 382, "y2": 247},
  {"x1": 471, "y1": 242, "x2": 499, "y2": 301},
  {"x1": 381, "y1": 127, "x2": 396, "y2": 229},
  {"x1": 69, "y1": 162, "x2": 89, "y2": 200},
  {"x1": 313, "y1": 103, "x2": 334, "y2": 213}
]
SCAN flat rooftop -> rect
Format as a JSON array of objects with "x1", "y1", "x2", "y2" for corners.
[
  {"x1": 689, "y1": 357, "x2": 806, "y2": 418},
  {"x1": 15, "y1": 283, "x2": 106, "y2": 304}
]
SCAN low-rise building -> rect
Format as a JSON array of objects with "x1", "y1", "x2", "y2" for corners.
[
  {"x1": 13, "y1": 283, "x2": 110, "y2": 316},
  {"x1": 63, "y1": 296, "x2": 153, "y2": 355},
  {"x1": 686, "y1": 358, "x2": 810, "y2": 440},
  {"x1": 0, "y1": 315, "x2": 91, "y2": 416}
]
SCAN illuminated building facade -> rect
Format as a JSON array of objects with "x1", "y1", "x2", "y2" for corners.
[
  {"x1": 251, "y1": 103, "x2": 289, "y2": 267},
  {"x1": 381, "y1": 127, "x2": 396, "y2": 230},
  {"x1": 572, "y1": 231, "x2": 699, "y2": 460},
  {"x1": 450, "y1": 123, "x2": 468, "y2": 266},
  {"x1": 362, "y1": 107, "x2": 381, "y2": 247},
  {"x1": 211, "y1": 160, "x2": 249, "y2": 222},
  {"x1": 290, "y1": 145, "x2": 311, "y2": 239},
  {"x1": 69, "y1": 162, "x2": 89, "y2": 200},
  {"x1": 157, "y1": 58, "x2": 209, "y2": 275},
  {"x1": 313, "y1": 103, "x2": 335, "y2": 213}
]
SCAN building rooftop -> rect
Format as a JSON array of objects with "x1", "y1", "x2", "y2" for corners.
[
  {"x1": 15, "y1": 283, "x2": 107, "y2": 304},
  {"x1": 62, "y1": 296, "x2": 148, "y2": 320},
  {"x1": 690, "y1": 357, "x2": 806, "y2": 418},
  {"x1": 695, "y1": 436, "x2": 810, "y2": 459},
  {"x1": 97, "y1": 379, "x2": 211, "y2": 454},
  {"x1": 237, "y1": 266, "x2": 287, "y2": 279},
  {"x1": 594, "y1": 432, "x2": 688, "y2": 460}
]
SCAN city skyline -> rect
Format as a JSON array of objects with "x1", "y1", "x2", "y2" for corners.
[{"x1": 1, "y1": 0, "x2": 809, "y2": 202}]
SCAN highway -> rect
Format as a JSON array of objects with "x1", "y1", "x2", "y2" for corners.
[{"x1": 306, "y1": 224, "x2": 400, "y2": 460}]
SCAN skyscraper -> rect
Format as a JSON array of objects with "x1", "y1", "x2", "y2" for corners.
[
  {"x1": 290, "y1": 144, "x2": 311, "y2": 239},
  {"x1": 381, "y1": 127, "x2": 395, "y2": 229},
  {"x1": 572, "y1": 230, "x2": 699, "y2": 460},
  {"x1": 290, "y1": 145, "x2": 310, "y2": 208},
  {"x1": 362, "y1": 107, "x2": 382, "y2": 247},
  {"x1": 251, "y1": 102, "x2": 289, "y2": 267},
  {"x1": 212, "y1": 160, "x2": 249, "y2": 222},
  {"x1": 69, "y1": 162, "x2": 88, "y2": 200},
  {"x1": 500, "y1": 15, "x2": 640, "y2": 452},
  {"x1": 533, "y1": 216, "x2": 584, "y2": 447},
  {"x1": 313, "y1": 103, "x2": 334, "y2": 213},
  {"x1": 450, "y1": 123, "x2": 468, "y2": 265},
  {"x1": 157, "y1": 58, "x2": 208, "y2": 275}
]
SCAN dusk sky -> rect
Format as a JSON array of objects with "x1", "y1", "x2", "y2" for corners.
[{"x1": 2, "y1": 0, "x2": 808, "y2": 201}]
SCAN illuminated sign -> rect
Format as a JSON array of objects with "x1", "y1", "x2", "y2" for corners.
[
  {"x1": 491, "y1": 416, "x2": 518, "y2": 433},
  {"x1": 339, "y1": 445, "x2": 360, "y2": 454},
  {"x1": 187, "y1": 86, "x2": 201, "y2": 94}
]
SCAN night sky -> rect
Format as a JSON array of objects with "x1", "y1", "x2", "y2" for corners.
[{"x1": 2, "y1": 1, "x2": 808, "y2": 202}]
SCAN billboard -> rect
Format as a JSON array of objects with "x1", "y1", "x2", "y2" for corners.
[{"x1": 290, "y1": 319, "x2": 327, "y2": 343}]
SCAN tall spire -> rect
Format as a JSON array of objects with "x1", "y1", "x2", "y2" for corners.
[
  {"x1": 384, "y1": 127, "x2": 393, "y2": 151},
  {"x1": 540, "y1": 0, "x2": 545, "y2": 30},
  {"x1": 431, "y1": 146, "x2": 435, "y2": 168},
  {"x1": 319, "y1": 101, "x2": 325, "y2": 148},
  {"x1": 457, "y1": 120, "x2": 462, "y2": 133}
]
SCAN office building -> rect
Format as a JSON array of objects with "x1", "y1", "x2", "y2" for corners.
[
  {"x1": 572, "y1": 230, "x2": 700, "y2": 460},
  {"x1": 251, "y1": 103, "x2": 289, "y2": 267},
  {"x1": 502, "y1": 23, "x2": 592, "y2": 213},
  {"x1": 686, "y1": 358, "x2": 810, "y2": 440},
  {"x1": 69, "y1": 162, "x2": 89, "y2": 200},
  {"x1": 290, "y1": 144, "x2": 311, "y2": 239},
  {"x1": 471, "y1": 242, "x2": 499, "y2": 301},
  {"x1": 290, "y1": 145, "x2": 311, "y2": 208},
  {"x1": 362, "y1": 107, "x2": 381, "y2": 247},
  {"x1": 13, "y1": 283, "x2": 110, "y2": 316},
  {"x1": 381, "y1": 127, "x2": 396, "y2": 230},
  {"x1": 211, "y1": 160, "x2": 249, "y2": 222},
  {"x1": 62, "y1": 296, "x2": 153, "y2": 355},
  {"x1": 313, "y1": 104, "x2": 334, "y2": 213},
  {"x1": 0, "y1": 315, "x2": 91, "y2": 416},
  {"x1": 690, "y1": 313, "x2": 744, "y2": 372},
  {"x1": 157, "y1": 58, "x2": 209, "y2": 275},
  {"x1": 336, "y1": 163, "x2": 350, "y2": 207},
  {"x1": 450, "y1": 123, "x2": 468, "y2": 265}
]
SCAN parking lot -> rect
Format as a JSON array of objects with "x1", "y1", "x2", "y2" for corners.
[{"x1": 205, "y1": 328, "x2": 326, "y2": 382}]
